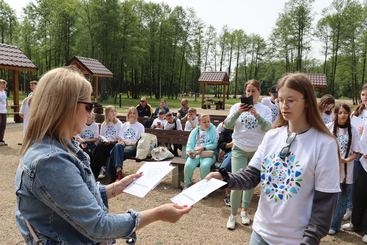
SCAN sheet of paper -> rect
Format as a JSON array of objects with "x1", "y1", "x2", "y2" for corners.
[
  {"x1": 123, "y1": 161, "x2": 174, "y2": 198},
  {"x1": 171, "y1": 178, "x2": 226, "y2": 206},
  {"x1": 351, "y1": 116, "x2": 364, "y2": 133}
]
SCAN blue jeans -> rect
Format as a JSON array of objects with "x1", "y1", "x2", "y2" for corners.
[
  {"x1": 331, "y1": 183, "x2": 353, "y2": 231},
  {"x1": 108, "y1": 144, "x2": 136, "y2": 177},
  {"x1": 220, "y1": 151, "x2": 232, "y2": 172},
  {"x1": 249, "y1": 231, "x2": 269, "y2": 245}
]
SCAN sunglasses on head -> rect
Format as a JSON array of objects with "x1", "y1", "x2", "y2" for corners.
[
  {"x1": 78, "y1": 101, "x2": 95, "y2": 113},
  {"x1": 279, "y1": 132, "x2": 297, "y2": 161}
]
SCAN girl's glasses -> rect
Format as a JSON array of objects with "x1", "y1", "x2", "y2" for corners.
[
  {"x1": 78, "y1": 101, "x2": 95, "y2": 113},
  {"x1": 279, "y1": 132, "x2": 297, "y2": 161}
]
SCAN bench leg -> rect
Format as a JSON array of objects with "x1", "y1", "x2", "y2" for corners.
[{"x1": 172, "y1": 165, "x2": 184, "y2": 189}]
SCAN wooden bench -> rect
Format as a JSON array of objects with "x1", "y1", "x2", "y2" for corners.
[{"x1": 144, "y1": 128, "x2": 190, "y2": 189}]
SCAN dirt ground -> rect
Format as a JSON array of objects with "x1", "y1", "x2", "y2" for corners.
[{"x1": 0, "y1": 123, "x2": 364, "y2": 245}]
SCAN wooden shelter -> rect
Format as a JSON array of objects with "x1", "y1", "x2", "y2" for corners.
[
  {"x1": 67, "y1": 56, "x2": 113, "y2": 102},
  {"x1": 304, "y1": 73, "x2": 327, "y2": 95},
  {"x1": 0, "y1": 43, "x2": 37, "y2": 122},
  {"x1": 198, "y1": 72, "x2": 229, "y2": 110}
]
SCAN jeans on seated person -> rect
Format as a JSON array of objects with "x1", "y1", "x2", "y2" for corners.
[
  {"x1": 249, "y1": 231, "x2": 269, "y2": 245},
  {"x1": 330, "y1": 183, "x2": 352, "y2": 231},
  {"x1": 220, "y1": 152, "x2": 232, "y2": 172},
  {"x1": 108, "y1": 144, "x2": 137, "y2": 178}
]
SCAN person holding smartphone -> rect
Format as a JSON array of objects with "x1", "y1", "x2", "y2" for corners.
[{"x1": 223, "y1": 79, "x2": 272, "y2": 229}]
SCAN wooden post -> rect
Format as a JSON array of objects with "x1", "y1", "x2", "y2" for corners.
[
  {"x1": 13, "y1": 69, "x2": 21, "y2": 123},
  {"x1": 93, "y1": 76, "x2": 99, "y2": 102},
  {"x1": 201, "y1": 82, "x2": 205, "y2": 109},
  {"x1": 223, "y1": 84, "x2": 227, "y2": 110}
]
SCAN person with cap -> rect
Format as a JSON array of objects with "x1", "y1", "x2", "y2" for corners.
[
  {"x1": 164, "y1": 111, "x2": 183, "y2": 156},
  {"x1": 261, "y1": 85, "x2": 279, "y2": 124},
  {"x1": 136, "y1": 96, "x2": 152, "y2": 118},
  {"x1": 151, "y1": 109, "x2": 167, "y2": 129}
]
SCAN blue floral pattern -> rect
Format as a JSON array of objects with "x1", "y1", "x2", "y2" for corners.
[
  {"x1": 337, "y1": 134, "x2": 348, "y2": 157},
  {"x1": 80, "y1": 129, "x2": 94, "y2": 139},
  {"x1": 271, "y1": 107, "x2": 279, "y2": 122},
  {"x1": 123, "y1": 128, "x2": 136, "y2": 140},
  {"x1": 104, "y1": 125, "x2": 117, "y2": 139},
  {"x1": 239, "y1": 112, "x2": 258, "y2": 129},
  {"x1": 261, "y1": 153, "x2": 303, "y2": 202}
]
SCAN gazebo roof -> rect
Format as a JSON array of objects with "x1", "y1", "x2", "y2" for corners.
[
  {"x1": 304, "y1": 73, "x2": 327, "y2": 87},
  {"x1": 67, "y1": 56, "x2": 113, "y2": 77},
  {"x1": 0, "y1": 43, "x2": 37, "y2": 71},
  {"x1": 198, "y1": 72, "x2": 229, "y2": 85}
]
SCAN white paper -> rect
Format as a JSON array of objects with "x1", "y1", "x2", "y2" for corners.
[
  {"x1": 170, "y1": 178, "x2": 226, "y2": 206},
  {"x1": 351, "y1": 116, "x2": 364, "y2": 133},
  {"x1": 123, "y1": 161, "x2": 174, "y2": 198},
  {"x1": 99, "y1": 135, "x2": 108, "y2": 142}
]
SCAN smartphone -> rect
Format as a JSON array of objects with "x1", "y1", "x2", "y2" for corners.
[{"x1": 241, "y1": 95, "x2": 253, "y2": 106}]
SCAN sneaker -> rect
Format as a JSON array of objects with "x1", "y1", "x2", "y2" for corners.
[
  {"x1": 226, "y1": 215, "x2": 236, "y2": 230},
  {"x1": 116, "y1": 170, "x2": 124, "y2": 181},
  {"x1": 328, "y1": 229, "x2": 336, "y2": 235},
  {"x1": 224, "y1": 195, "x2": 231, "y2": 207},
  {"x1": 98, "y1": 166, "x2": 106, "y2": 179},
  {"x1": 241, "y1": 211, "x2": 251, "y2": 225},
  {"x1": 342, "y1": 223, "x2": 354, "y2": 231},
  {"x1": 0, "y1": 141, "x2": 7, "y2": 146},
  {"x1": 343, "y1": 208, "x2": 352, "y2": 220},
  {"x1": 362, "y1": 234, "x2": 367, "y2": 243}
]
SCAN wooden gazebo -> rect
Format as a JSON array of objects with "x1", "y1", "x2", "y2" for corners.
[
  {"x1": 0, "y1": 43, "x2": 37, "y2": 122},
  {"x1": 198, "y1": 72, "x2": 229, "y2": 110},
  {"x1": 67, "y1": 56, "x2": 113, "y2": 102},
  {"x1": 304, "y1": 73, "x2": 327, "y2": 95}
]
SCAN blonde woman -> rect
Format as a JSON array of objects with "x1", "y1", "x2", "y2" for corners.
[
  {"x1": 91, "y1": 105, "x2": 122, "y2": 179},
  {"x1": 108, "y1": 107, "x2": 144, "y2": 181},
  {"x1": 15, "y1": 67, "x2": 191, "y2": 244}
]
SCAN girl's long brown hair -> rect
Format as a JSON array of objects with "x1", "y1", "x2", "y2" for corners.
[
  {"x1": 273, "y1": 73, "x2": 333, "y2": 138},
  {"x1": 353, "y1": 83, "x2": 367, "y2": 117}
]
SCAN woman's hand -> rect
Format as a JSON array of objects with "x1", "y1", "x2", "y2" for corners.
[
  {"x1": 156, "y1": 203, "x2": 192, "y2": 223},
  {"x1": 115, "y1": 172, "x2": 143, "y2": 192},
  {"x1": 205, "y1": 171, "x2": 224, "y2": 181},
  {"x1": 248, "y1": 107, "x2": 258, "y2": 118},
  {"x1": 237, "y1": 103, "x2": 250, "y2": 114}
]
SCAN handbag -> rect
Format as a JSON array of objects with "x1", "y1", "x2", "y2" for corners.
[
  {"x1": 199, "y1": 150, "x2": 214, "y2": 158},
  {"x1": 151, "y1": 146, "x2": 174, "y2": 161}
]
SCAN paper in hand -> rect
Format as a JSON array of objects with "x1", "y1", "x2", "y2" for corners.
[
  {"x1": 171, "y1": 178, "x2": 226, "y2": 206},
  {"x1": 123, "y1": 161, "x2": 174, "y2": 198}
]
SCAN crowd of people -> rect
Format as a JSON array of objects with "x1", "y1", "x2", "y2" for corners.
[{"x1": 4, "y1": 66, "x2": 367, "y2": 244}]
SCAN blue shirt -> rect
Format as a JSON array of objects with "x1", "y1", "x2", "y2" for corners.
[{"x1": 15, "y1": 137, "x2": 140, "y2": 244}]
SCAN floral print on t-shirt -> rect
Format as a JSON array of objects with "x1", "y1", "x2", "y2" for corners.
[
  {"x1": 104, "y1": 125, "x2": 118, "y2": 139},
  {"x1": 260, "y1": 153, "x2": 303, "y2": 203},
  {"x1": 337, "y1": 134, "x2": 348, "y2": 157},
  {"x1": 123, "y1": 128, "x2": 137, "y2": 140},
  {"x1": 239, "y1": 112, "x2": 258, "y2": 129},
  {"x1": 80, "y1": 129, "x2": 94, "y2": 139}
]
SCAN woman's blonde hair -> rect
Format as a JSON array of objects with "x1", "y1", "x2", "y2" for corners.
[
  {"x1": 103, "y1": 105, "x2": 118, "y2": 125},
  {"x1": 21, "y1": 66, "x2": 92, "y2": 154},
  {"x1": 273, "y1": 73, "x2": 332, "y2": 137},
  {"x1": 127, "y1": 107, "x2": 138, "y2": 121}
]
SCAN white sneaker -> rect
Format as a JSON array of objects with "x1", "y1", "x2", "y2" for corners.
[
  {"x1": 226, "y1": 215, "x2": 236, "y2": 230},
  {"x1": 98, "y1": 166, "x2": 106, "y2": 179},
  {"x1": 328, "y1": 229, "x2": 336, "y2": 235},
  {"x1": 343, "y1": 208, "x2": 352, "y2": 220},
  {"x1": 240, "y1": 211, "x2": 251, "y2": 225},
  {"x1": 362, "y1": 234, "x2": 367, "y2": 243},
  {"x1": 341, "y1": 223, "x2": 354, "y2": 231}
]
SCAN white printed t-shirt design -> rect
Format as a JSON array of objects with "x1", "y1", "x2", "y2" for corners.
[{"x1": 120, "y1": 122, "x2": 144, "y2": 145}]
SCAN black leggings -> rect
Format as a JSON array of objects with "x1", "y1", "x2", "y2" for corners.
[
  {"x1": 90, "y1": 143, "x2": 116, "y2": 179},
  {"x1": 352, "y1": 167, "x2": 367, "y2": 233},
  {"x1": 0, "y1": 113, "x2": 6, "y2": 142}
]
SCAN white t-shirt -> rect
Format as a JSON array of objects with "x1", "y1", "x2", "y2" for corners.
[
  {"x1": 327, "y1": 122, "x2": 361, "y2": 184},
  {"x1": 119, "y1": 121, "x2": 144, "y2": 145},
  {"x1": 321, "y1": 112, "x2": 334, "y2": 125},
  {"x1": 164, "y1": 118, "x2": 183, "y2": 130},
  {"x1": 357, "y1": 109, "x2": 367, "y2": 121},
  {"x1": 0, "y1": 90, "x2": 7, "y2": 114},
  {"x1": 100, "y1": 120, "x2": 123, "y2": 141},
  {"x1": 80, "y1": 122, "x2": 100, "y2": 140},
  {"x1": 184, "y1": 117, "x2": 199, "y2": 131},
  {"x1": 261, "y1": 97, "x2": 279, "y2": 123},
  {"x1": 228, "y1": 102, "x2": 272, "y2": 152},
  {"x1": 20, "y1": 97, "x2": 31, "y2": 132},
  {"x1": 151, "y1": 118, "x2": 167, "y2": 129},
  {"x1": 249, "y1": 126, "x2": 340, "y2": 245},
  {"x1": 358, "y1": 122, "x2": 367, "y2": 173}
]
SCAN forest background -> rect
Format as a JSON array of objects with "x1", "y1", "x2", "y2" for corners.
[{"x1": 0, "y1": 0, "x2": 366, "y2": 104}]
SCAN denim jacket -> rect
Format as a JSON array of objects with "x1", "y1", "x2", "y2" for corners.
[{"x1": 15, "y1": 137, "x2": 141, "y2": 244}]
